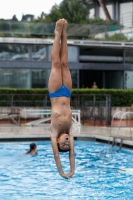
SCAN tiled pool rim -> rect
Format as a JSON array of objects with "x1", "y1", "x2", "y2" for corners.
[{"x1": 0, "y1": 125, "x2": 133, "y2": 150}]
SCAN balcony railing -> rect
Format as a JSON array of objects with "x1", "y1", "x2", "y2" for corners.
[{"x1": 0, "y1": 21, "x2": 123, "y2": 38}]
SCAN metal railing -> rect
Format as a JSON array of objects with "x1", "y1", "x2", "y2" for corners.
[
  {"x1": 120, "y1": 12, "x2": 133, "y2": 28},
  {"x1": 0, "y1": 21, "x2": 123, "y2": 38},
  {"x1": 0, "y1": 21, "x2": 132, "y2": 40},
  {"x1": 0, "y1": 93, "x2": 111, "y2": 126},
  {"x1": 80, "y1": 94, "x2": 111, "y2": 126}
]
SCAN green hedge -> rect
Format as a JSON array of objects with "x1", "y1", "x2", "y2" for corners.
[
  {"x1": 72, "y1": 88, "x2": 133, "y2": 107},
  {"x1": 0, "y1": 88, "x2": 133, "y2": 107}
]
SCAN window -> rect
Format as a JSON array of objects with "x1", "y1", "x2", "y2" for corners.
[
  {"x1": 48, "y1": 45, "x2": 78, "y2": 62},
  {"x1": 0, "y1": 44, "x2": 30, "y2": 61},
  {"x1": 32, "y1": 45, "x2": 46, "y2": 61},
  {"x1": 125, "y1": 71, "x2": 133, "y2": 89},
  {"x1": 32, "y1": 70, "x2": 46, "y2": 88},
  {"x1": 125, "y1": 49, "x2": 133, "y2": 64},
  {"x1": 70, "y1": 70, "x2": 78, "y2": 88},
  {"x1": 0, "y1": 69, "x2": 31, "y2": 88}
]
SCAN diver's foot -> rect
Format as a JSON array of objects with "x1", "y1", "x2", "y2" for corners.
[
  {"x1": 54, "y1": 19, "x2": 63, "y2": 36},
  {"x1": 62, "y1": 19, "x2": 68, "y2": 34}
]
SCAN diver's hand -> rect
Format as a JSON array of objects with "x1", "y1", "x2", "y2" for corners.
[
  {"x1": 66, "y1": 172, "x2": 74, "y2": 178},
  {"x1": 61, "y1": 173, "x2": 70, "y2": 179},
  {"x1": 61, "y1": 172, "x2": 74, "y2": 179}
]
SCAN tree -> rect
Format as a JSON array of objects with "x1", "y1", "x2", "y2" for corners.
[
  {"x1": 12, "y1": 15, "x2": 18, "y2": 22},
  {"x1": 43, "y1": 4, "x2": 63, "y2": 22},
  {"x1": 59, "y1": 0, "x2": 89, "y2": 23},
  {"x1": 97, "y1": 0, "x2": 112, "y2": 22},
  {"x1": 44, "y1": 0, "x2": 89, "y2": 23},
  {"x1": 21, "y1": 14, "x2": 34, "y2": 22},
  {"x1": 40, "y1": 12, "x2": 45, "y2": 20}
]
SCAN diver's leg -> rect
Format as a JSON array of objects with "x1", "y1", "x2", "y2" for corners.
[
  {"x1": 60, "y1": 19, "x2": 72, "y2": 91},
  {"x1": 48, "y1": 19, "x2": 63, "y2": 92}
]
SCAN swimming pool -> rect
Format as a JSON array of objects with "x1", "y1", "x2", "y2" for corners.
[{"x1": 0, "y1": 141, "x2": 133, "y2": 199}]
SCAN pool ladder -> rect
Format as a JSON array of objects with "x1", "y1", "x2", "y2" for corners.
[{"x1": 108, "y1": 111, "x2": 133, "y2": 150}]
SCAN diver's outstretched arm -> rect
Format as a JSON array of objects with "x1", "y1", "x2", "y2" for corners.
[
  {"x1": 50, "y1": 134, "x2": 70, "y2": 179},
  {"x1": 69, "y1": 135, "x2": 75, "y2": 176},
  {"x1": 66, "y1": 129, "x2": 75, "y2": 178}
]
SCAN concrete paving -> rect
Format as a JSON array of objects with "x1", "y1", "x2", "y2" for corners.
[{"x1": 0, "y1": 124, "x2": 133, "y2": 148}]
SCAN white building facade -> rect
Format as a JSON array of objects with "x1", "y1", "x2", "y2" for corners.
[{"x1": 89, "y1": 0, "x2": 133, "y2": 27}]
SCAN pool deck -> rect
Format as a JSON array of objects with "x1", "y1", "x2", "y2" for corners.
[{"x1": 0, "y1": 124, "x2": 133, "y2": 148}]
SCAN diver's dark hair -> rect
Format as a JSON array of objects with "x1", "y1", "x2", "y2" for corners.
[{"x1": 57, "y1": 143, "x2": 70, "y2": 152}]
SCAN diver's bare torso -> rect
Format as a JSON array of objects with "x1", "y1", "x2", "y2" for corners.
[{"x1": 50, "y1": 97, "x2": 72, "y2": 137}]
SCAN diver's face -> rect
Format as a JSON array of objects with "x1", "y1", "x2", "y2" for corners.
[{"x1": 57, "y1": 133, "x2": 70, "y2": 151}]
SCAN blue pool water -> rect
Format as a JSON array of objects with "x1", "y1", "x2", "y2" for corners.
[{"x1": 0, "y1": 141, "x2": 133, "y2": 200}]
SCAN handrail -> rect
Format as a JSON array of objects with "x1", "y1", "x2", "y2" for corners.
[{"x1": 108, "y1": 111, "x2": 133, "y2": 149}]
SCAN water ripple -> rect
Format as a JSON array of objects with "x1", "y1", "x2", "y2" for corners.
[{"x1": 0, "y1": 141, "x2": 133, "y2": 199}]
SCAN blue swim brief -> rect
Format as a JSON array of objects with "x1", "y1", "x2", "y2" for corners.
[{"x1": 49, "y1": 84, "x2": 71, "y2": 98}]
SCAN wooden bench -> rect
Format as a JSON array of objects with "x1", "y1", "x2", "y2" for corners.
[{"x1": 21, "y1": 109, "x2": 80, "y2": 126}]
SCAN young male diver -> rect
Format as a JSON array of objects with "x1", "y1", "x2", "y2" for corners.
[{"x1": 48, "y1": 19, "x2": 75, "y2": 179}]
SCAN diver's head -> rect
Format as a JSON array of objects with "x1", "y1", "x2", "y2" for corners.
[
  {"x1": 30, "y1": 142, "x2": 36, "y2": 150},
  {"x1": 57, "y1": 132, "x2": 70, "y2": 152}
]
